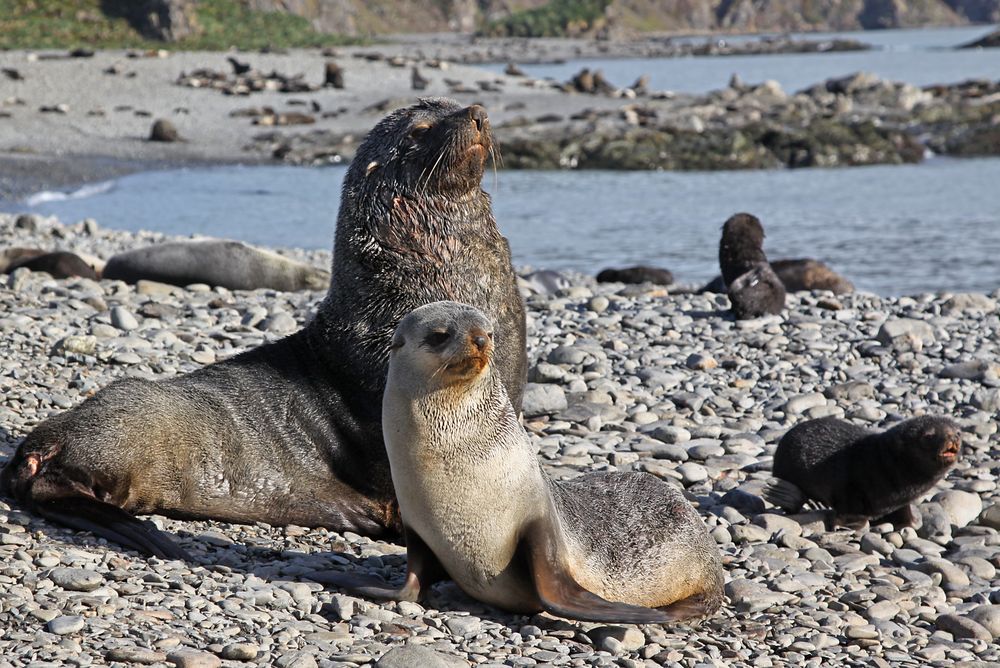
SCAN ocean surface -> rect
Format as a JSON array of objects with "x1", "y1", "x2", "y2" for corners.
[
  {"x1": 481, "y1": 25, "x2": 1000, "y2": 94},
  {"x1": 8, "y1": 156, "x2": 1000, "y2": 296}
]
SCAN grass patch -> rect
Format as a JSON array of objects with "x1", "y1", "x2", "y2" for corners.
[
  {"x1": 0, "y1": 0, "x2": 359, "y2": 51},
  {"x1": 482, "y1": 0, "x2": 612, "y2": 37}
]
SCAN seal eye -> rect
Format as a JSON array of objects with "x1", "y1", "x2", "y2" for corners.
[
  {"x1": 410, "y1": 124, "x2": 431, "y2": 140},
  {"x1": 424, "y1": 330, "x2": 450, "y2": 347}
]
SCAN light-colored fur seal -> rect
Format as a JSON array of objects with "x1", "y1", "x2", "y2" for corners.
[
  {"x1": 102, "y1": 239, "x2": 330, "y2": 291},
  {"x1": 325, "y1": 301, "x2": 724, "y2": 622}
]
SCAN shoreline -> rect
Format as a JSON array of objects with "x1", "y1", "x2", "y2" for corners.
[{"x1": 1, "y1": 31, "x2": 998, "y2": 190}]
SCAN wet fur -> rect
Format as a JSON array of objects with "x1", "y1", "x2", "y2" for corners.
[
  {"x1": 767, "y1": 416, "x2": 961, "y2": 525},
  {"x1": 1, "y1": 98, "x2": 527, "y2": 555}
]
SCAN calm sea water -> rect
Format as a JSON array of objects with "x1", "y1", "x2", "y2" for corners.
[
  {"x1": 480, "y1": 25, "x2": 1000, "y2": 93},
  {"x1": 9, "y1": 157, "x2": 1000, "y2": 296}
]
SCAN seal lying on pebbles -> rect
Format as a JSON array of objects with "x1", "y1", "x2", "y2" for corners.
[
  {"x1": 770, "y1": 259, "x2": 854, "y2": 294},
  {"x1": 102, "y1": 240, "x2": 329, "y2": 292},
  {"x1": 701, "y1": 258, "x2": 853, "y2": 295},
  {"x1": 764, "y1": 416, "x2": 962, "y2": 528},
  {"x1": 719, "y1": 213, "x2": 785, "y2": 319},
  {"x1": 0, "y1": 247, "x2": 99, "y2": 280},
  {"x1": 596, "y1": 265, "x2": 674, "y2": 285},
  {"x1": 1, "y1": 98, "x2": 527, "y2": 558},
  {"x1": 324, "y1": 301, "x2": 723, "y2": 622}
]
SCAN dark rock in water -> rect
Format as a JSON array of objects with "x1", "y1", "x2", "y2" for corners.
[
  {"x1": 596, "y1": 266, "x2": 673, "y2": 285},
  {"x1": 149, "y1": 119, "x2": 180, "y2": 142},
  {"x1": 324, "y1": 61, "x2": 344, "y2": 88}
]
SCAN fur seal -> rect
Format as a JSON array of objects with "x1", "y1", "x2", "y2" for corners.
[
  {"x1": 1, "y1": 247, "x2": 98, "y2": 280},
  {"x1": 763, "y1": 416, "x2": 962, "y2": 528},
  {"x1": 719, "y1": 213, "x2": 785, "y2": 319},
  {"x1": 596, "y1": 266, "x2": 674, "y2": 285},
  {"x1": 323, "y1": 301, "x2": 723, "y2": 622},
  {"x1": 1, "y1": 98, "x2": 527, "y2": 558},
  {"x1": 701, "y1": 258, "x2": 853, "y2": 295},
  {"x1": 102, "y1": 240, "x2": 329, "y2": 292}
]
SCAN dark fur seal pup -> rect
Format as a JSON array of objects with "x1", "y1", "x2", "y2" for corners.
[
  {"x1": 719, "y1": 213, "x2": 785, "y2": 319},
  {"x1": 103, "y1": 240, "x2": 329, "y2": 292},
  {"x1": 1, "y1": 98, "x2": 527, "y2": 558},
  {"x1": 596, "y1": 265, "x2": 674, "y2": 285},
  {"x1": 324, "y1": 301, "x2": 723, "y2": 622},
  {"x1": 763, "y1": 416, "x2": 962, "y2": 528}
]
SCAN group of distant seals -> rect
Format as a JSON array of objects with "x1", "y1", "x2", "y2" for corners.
[
  {"x1": 323, "y1": 301, "x2": 723, "y2": 622},
  {"x1": 2, "y1": 239, "x2": 328, "y2": 292},
  {"x1": 1, "y1": 98, "x2": 527, "y2": 558}
]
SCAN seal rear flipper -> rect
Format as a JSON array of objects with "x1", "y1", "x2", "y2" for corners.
[
  {"x1": 34, "y1": 497, "x2": 191, "y2": 560},
  {"x1": 761, "y1": 477, "x2": 807, "y2": 513},
  {"x1": 522, "y1": 520, "x2": 674, "y2": 624},
  {"x1": 312, "y1": 525, "x2": 446, "y2": 603}
]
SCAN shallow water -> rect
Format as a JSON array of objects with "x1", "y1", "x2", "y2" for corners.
[
  {"x1": 8, "y1": 157, "x2": 1000, "y2": 296},
  {"x1": 480, "y1": 25, "x2": 1000, "y2": 93}
]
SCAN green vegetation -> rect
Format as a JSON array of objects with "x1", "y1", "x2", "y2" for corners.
[
  {"x1": 482, "y1": 0, "x2": 612, "y2": 38},
  {"x1": 0, "y1": 0, "x2": 358, "y2": 51}
]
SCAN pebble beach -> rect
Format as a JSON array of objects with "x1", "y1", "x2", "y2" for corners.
[{"x1": 0, "y1": 211, "x2": 998, "y2": 667}]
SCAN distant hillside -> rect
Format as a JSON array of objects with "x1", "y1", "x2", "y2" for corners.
[
  {"x1": 247, "y1": 0, "x2": 999, "y2": 36},
  {"x1": 1, "y1": 0, "x2": 997, "y2": 49}
]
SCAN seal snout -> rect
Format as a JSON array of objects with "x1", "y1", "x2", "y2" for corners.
[{"x1": 468, "y1": 105, "x2": 488, "y2": 133}]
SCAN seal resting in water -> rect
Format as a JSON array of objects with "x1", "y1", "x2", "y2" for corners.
[
  {"x1": 763, "y1": 416, "x2": 962, "y2": 528},
  {"x1": 322, "y1": 301, "x2": 724, "y2": 622},
  {"x1": 1, "y1": 98, "x2": 527, "y2": 558},
  {"x1": 719, "y1": 212, "x2": 785, "y2": 319},
  {"x1": 102, "y1": 240, "x2": 329, "y2": 292}
]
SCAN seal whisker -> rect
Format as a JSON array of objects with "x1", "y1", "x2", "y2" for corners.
[{"x1": 421, "y1": 147, "x2": 448, "y2": 194}]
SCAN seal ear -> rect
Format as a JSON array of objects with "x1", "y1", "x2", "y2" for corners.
[{"x1": 389, "y1": 332, "x2": 405, "y2": 352}]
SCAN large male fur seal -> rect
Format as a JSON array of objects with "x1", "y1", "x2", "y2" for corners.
[
  {"x1": 763, "y1": 416, "x2": 962, "y2": 528},
  {"x1": 1, "y1": 98, "x2": 527, "y2": 558},
  {"x1": 719, "y1": 213, "x2": 785, "y2": 319},
  {"x1": 324, "y1": 301, "x2": 723, "y2": 622},
  {"x1": 102, "y1": 240, "x2": 330, "y2": 292}
]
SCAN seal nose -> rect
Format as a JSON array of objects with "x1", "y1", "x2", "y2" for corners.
[
  {"x1": 468, "y1": 105, "x2": 488, "y2": 132},
  {"x1": 469, "y1": 327, "x2": 491, "y2": 352}
]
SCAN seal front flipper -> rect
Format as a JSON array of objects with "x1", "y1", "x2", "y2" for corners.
[
  {"x1": 35, "y1": 498, "x2": 191, "y2": 560},
  {"x1": 761, "y1": 477, "x2": 807, "y2": 513},
  {"x1": 313, "y1": 526, "x2": 446, "y2": 603},
  {"x1": 522, "y1": 519, "x2": 673, "y2": 624}
]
